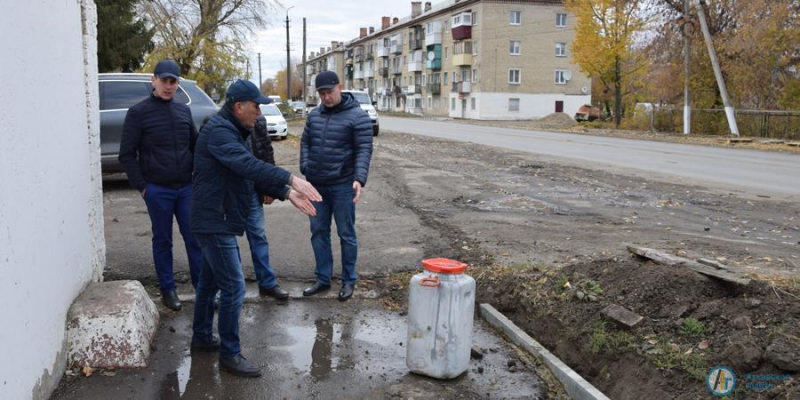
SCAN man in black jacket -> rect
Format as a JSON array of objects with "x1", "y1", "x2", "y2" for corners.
[
  {"x1": 118, "y1": 60, "x2": 201, "y2": 311},
  {"x1": 246, "y1": 117, "x2": 290, "y2": 300},
  {"x1": 300, "y1": 71, "x2": 373, "y2": 301}
]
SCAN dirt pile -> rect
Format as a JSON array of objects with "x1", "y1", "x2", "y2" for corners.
[
  {"x1": 535, "y1": 113, "x2": 578, "y2": 130},
  {"x1": 471, "y1": 258, "x2": 799, "y2": 399}
]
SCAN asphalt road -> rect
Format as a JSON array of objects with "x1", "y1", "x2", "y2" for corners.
[{"x1": 381, "y1": 117, "x2": 800, "y2": 199}]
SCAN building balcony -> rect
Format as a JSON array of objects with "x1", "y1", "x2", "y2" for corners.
[
  {"x1": 364, "y1": 69, "x2": 374, "y2": 78},
  {"x1": 452, "y1": 53, "x2": 472, "y2": 66},
  {"x1": 404, "y1": 84, "x2": 421, "y2": 95},
  {"x1": 377, "y1": 46, "x2": 389, "y2": 58},
  {"x1": 426, "y1": 58, "x2": 441, "y2": 70},
  {"x1": 426, "y1": 82, "x2": 441, "y2": 95},
  {"x1": 425, "y1": 31, "x2": 441, "y2": 46},
  {"x1": 409, "y1": 38, "x2": 423, "y2": 51},
  {"x1": 354, "y1": 70, "x2": 364, "y2": 80},
  {"x1": 390, "y1": 65, "x2": 402, "y2": 75},
  {"x1": 454, "y1": 81, "x2": 471, "y2": 93},
  {"x1": 390, "y1": 44, "x2": 402, "y2": 54},
  {"x1": 452, "y1": 25, "x2": 471, "y2": 41},
  {"x1": 354, "y1": 54, "x2": 363, "y2": 63},
  {"x1": 379, "y1": 67, "x2": 389, "y2": 77},
  {"x1": 408, "y1": 61, "x2": 423, "y2": 72},
  {"x1": 377, "y1": 87, "x2": 391, "y2": 96},
  {"x1": 392, "y1": 85, "x2": 402, "y2": 95},
  {"x1": 366, "y1": 53, "x2": 374, "y2": 61}
]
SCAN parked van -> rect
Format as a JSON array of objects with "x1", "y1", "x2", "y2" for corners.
[{"x1": 342, "y1": 90, "x2": 379, "y2": 136}]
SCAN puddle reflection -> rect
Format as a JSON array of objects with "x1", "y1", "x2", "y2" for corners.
[{"x1": 158, "y1": 351, "x2": 219, "y2": 399}]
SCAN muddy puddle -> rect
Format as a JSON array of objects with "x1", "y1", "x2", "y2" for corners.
[{"x1": 53, "y1": 297, "x2": 550, "y2": 399}]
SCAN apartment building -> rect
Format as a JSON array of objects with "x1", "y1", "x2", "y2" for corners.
[
  {"x1": 303, "y1": 41, "x2": 346, "y2": 105},
  {"x1": 301, "y1": 0, "x2": 590, "y2": 119}
]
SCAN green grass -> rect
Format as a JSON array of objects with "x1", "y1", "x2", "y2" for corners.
[
  {"x1": 585, "y1": 279, "x2": 604, "y2": 295},
  {"x1": 680, "y1": 318, "x2": 705, "y2": 337},
  {"x1": 589, "y1": 322, "x2": 635, "y2": 354}
]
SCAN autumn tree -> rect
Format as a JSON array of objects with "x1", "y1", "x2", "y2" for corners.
[
  {"x1": 274, "y1": 68, "x2": 304, "y2": 101},
  {"x1": 139, "y1": 0, "x2": 277, "y2": 99},
  {"x1": 566, "y1": 0, "x2": 651, "y2": 126}
]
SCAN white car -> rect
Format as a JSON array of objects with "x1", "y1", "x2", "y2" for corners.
[
  {"x1": 259, "y1": 104, "x2": 288, "y2": 140},
  {"x1": 342, "y1": 90, "x2": 379, "y2": 136}
]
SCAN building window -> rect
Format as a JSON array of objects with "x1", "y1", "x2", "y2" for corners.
[
  {"x1": 510, "y1": 11, "x2": 521, "y2": 25},
  {"x1": 452, "y1": 71, "x2": 457, "y2": 84},
  {"x1": 443, "y1": 72, "x2": 448, "y2": 85},
  {"x1": 509, "y1": 40, "x2": 521, "y2": 55},
  {"x1": 555, "y1": 70, "x2": 568, "y2": 84},
  {"x1": 428, "y1": 97, "x2": 432, "y2": 108},
  {"x1": 472, "y1": 11, "x2": 478, "y2": 25},
  {"x1": 471, "y1": 97, "x2": 476, "y2": 110},
  {"x1": 444, "y1": 47, "x2": 448, "y2": 60},
  {"x1": 509, "y1": 98, "x2": 520, "y2": 112},
  {"x1": 472, "y1": 69, "x2": 477, "y2": 83},
  {"x1": 556, "y1": 42, "x2": 567, "y2": 57},
  {"x1": 451, "y1": 98, "x2": 456, "y2": 110},
  {"x1": 508, "y1": 68, "x2": 521, "y2": 84},
  {"x1": 556, "y1": 13, "x2": 567, "y2": 27},
  {"x1": 472, "y1": 40, "x2": 478, "y2": 56}
]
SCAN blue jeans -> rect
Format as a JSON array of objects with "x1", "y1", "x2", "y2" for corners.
[
  {"x1": 309, "y1": 183, "x2": 358, "y2": 286},
  {"x1": 192, "y1": 234, "x2": 244, "y2": 357},
  {"x1": 142, "y1": 183, "x2": 202, "y2": 291},
  {"x1": 245, "y1": 192, "x2": 278, "y2": 289}
]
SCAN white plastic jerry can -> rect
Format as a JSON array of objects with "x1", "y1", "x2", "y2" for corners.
[{"x1": 406, "y1": 258, "x2": 476, "y2": 379}]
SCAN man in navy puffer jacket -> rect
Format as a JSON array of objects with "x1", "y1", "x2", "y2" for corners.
[
  {"x1": 118, "y1": 60, "x2": 201, "y2": 311},
  {"x1": 300, "y1": 71, "x2": 373, "y2": 301},
  {"x1": 190, "y1": 79, "x2": 321, "y2": 378}
]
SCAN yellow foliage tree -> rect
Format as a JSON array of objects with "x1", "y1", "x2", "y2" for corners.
[{"x1": 566, "y1": 0, "x2": 649, "y2": 126}]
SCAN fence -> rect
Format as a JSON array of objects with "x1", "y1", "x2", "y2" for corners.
[{"x1": 631, "y1": 108, "x2": 800, "y2": 140}]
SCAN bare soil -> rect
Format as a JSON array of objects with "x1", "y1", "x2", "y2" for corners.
[{"x1": 369, "y1": 129, "x2": 800, "y2": 399}]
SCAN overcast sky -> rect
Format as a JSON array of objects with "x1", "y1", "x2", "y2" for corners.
[{"x1": 249, "y1": 0, "x2": 414, "y2": 82}]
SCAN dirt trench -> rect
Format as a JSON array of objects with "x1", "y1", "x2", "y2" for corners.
[{"x1": 371, "y1": 131, "x2": 800, "y2": 399}]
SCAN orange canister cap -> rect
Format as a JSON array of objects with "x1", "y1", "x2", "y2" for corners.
[{"x1": 422, "y1": 258, "x2": 468, "y2": 274}]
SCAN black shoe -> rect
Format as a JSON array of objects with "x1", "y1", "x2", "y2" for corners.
[
  {"x1": 302, "y1": 282, "x2": 331, "y2": 297},
  {"x1": 190, "y1": 336, "x2": 220, "y2": 352},
  {"x1": 259, "y1": 285, "x2": 289, "y2": 300},
  {"x1": 338, "y1": 284, "x2": 355, "y2": 301},
  {"x1": 219, "y1": 354, "x2": 262, "y2": 377},
  {"x1": 161, "y1": 290, "x2": 182, "y2": 311}
]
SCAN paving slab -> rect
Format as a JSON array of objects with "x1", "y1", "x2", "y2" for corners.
[{"x1": 52, "y1": 299, "x2": 547, "y2": 399}]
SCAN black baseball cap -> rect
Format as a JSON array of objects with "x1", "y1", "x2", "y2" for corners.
[
  {"x1": 154, "y1": 60, "x2": 181, "y2": 80},
  {"x1": 315, "y1": 71, "x2": 340, "y2": 91},
  {"x1": 225, "y1": 79, "x2": 272, "y2": 104}
]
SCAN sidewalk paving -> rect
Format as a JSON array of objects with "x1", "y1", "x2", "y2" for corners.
[{"x1": 52, "y1": 294, "x2": 547, "y2": 399}]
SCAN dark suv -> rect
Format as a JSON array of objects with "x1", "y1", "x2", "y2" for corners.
[{"x1": 99, "y1": 73, "x2": 218, "y2": 172}]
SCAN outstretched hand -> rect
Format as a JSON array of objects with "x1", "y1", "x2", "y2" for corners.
[
  {"x1": 290, "y1": 176, "x2": 322, "y2": 202},
  {"x1": 288, "y1": 190, "x2": 317, "y2": 217}
]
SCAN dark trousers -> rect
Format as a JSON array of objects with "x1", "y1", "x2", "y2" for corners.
[{"x1": 142, "y1": 183, "x2": 202, "y2": 291}]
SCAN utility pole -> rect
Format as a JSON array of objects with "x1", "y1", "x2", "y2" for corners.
[
  {"x1": 683, "y1": 0, "x2": 691, "y2": 135},
  {"x1": 694, "y1": 0, "x2": 739, "y2": 136},
  {"x1": 302, "y1": 17, "x2": 307, "y2": 117},
  {"x1": 286, "y1": 6, "x2": 294, "y2": 102},
  {"x1": 258, "y1": 52, "x2": 262, "y2": 93},
  {"x1": 245, "y1": 59, "x2": 250, "y2": 80}
]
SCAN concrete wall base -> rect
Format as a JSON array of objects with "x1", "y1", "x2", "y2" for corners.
[{"x1": 66, "y1": 281, "x2": 159, "y2": 368}]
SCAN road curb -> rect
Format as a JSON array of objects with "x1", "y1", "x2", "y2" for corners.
[{"x1": 479, "y1": 303, "x2": 610, "y2": 400}]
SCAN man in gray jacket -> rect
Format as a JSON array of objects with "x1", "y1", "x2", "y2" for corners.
[{"x1": 300, "y1": 71, "x2": 373, "y2": 301}]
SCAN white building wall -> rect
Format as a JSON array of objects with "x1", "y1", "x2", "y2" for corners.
[
  {"x1": 0, "y1": 2, "x2": 104, "y2": 399},
  {"x1": 457, "y1": 92, "x2": 591, "y2": 120}
]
